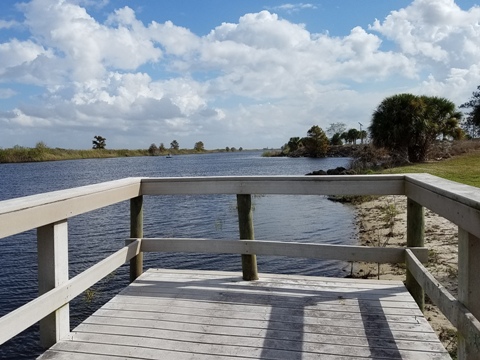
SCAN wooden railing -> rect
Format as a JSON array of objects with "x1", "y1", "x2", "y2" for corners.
[{"x1": 0, "y1": 175, "x2": 479, "y2": 359}]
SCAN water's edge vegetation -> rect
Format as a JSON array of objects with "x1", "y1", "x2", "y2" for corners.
[{"x1": 0, "y1": 144, "x2": 253, "y2": 163}]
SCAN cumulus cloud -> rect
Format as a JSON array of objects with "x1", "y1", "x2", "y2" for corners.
[{"x1": 0, "y1": 0, "x2": 479, "y2": 149}]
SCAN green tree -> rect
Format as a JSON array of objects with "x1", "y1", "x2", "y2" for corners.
[
  {"x1": 159, "y1": 143, "x2": 166, "y2": 152},
  {"x1": 225, "y1": 146, "x2": 230, "y2": 152},
  {"x1": 148, "y1": 143, "x2": 158, "y2": 155},
  {"x1": 92, "y1": 135, "x2": 106, "y2": 149},
  {"x1": 302, "y1": 125, "x2": 329, "y2": 157},
  {"x1": 460, "y1": 85, "x2": 480, "y2": 138},
  {"x1": 346, "y1": 128, "x2": 359, "y2": 144},
  {"x1": 287, "y1": 137, "x2": 301, "y2": 152},
  {"x1": 369, "y1": 94, "x2": 462, "y2": 162},
  {"x1": 330, "y1": 133, "x2": 343, "y2": 146},
  {"x1": 194, "y1": 141, "x2": 205, "y2": 152},
  {"x1": 170, "y1": 140, "x2": 179, "y2": 150}
]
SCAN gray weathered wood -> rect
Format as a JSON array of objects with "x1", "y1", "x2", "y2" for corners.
[
  {"x1": 405, "y1": 174, "x2": 480, "y2": 239},
  {"x1": 37, "y1": 220, "x2": 70, "y2": 348},
  {"x1": 39, "y1": 269, "x2": 450, "y2": 360},
  {"x1": 406, "y1": 198, "x2": 425, "y2": 312},
  {"x1": 458, "y1": 228, "x2": 480, "y2": 360},
  {"x1": 140, "y1": 175, "x2": 405, "y2": 196},
  {"x1": 405, "y1": 249, "x2": 480, "y2": 359},
  {"x1": 237, "y1": 194, "x2": 258, "y2": 281},
  {"x1": 129, "y1": 196, "x2": 143, "y2": 282},
  {"x1": 0, "y1": 240, "x2": 141, "y2": 345},
  {"x1": 140, "y1": 238, "x2": 429, "y2": 264},
  {"x1": 0, "y1": 177, "x2": 142, "y2": 239}
]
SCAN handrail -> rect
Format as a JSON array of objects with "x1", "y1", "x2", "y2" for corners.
[
  {"x1": 139, "y1": 238, "x2": 429, "y2": 263},
  {"x1": 1, "y1": 174, "x2": 479, "y2": 359},
  {"x1": 0, "y1": 240, "x2": 142, "y2": 345}
]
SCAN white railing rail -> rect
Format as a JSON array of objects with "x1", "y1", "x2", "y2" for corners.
[{"x1": 0, "y1": 174, "x2": 479, "y2": 359}]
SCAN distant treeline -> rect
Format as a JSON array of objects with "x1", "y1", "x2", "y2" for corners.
[
  {"x1": 0, "y1": 143, "x2": 250, "y2": 163},
  {"x1": 0, "y1": 144, "x2": 149, "y2": 163}
]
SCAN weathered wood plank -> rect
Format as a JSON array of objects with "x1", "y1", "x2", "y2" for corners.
[
  {"x1": 140, "y1": 238, "x2": 428, "y2": 264},
  {"x1": 37, "y1": 220, "x2": 70, "y2": 348},
  {"x1": 0, "y1": 177, "x2": 142, "y2": 239},
  {"x1": 0, "y1": 240, "x2": 141, "y2": 345},
  {"x1": 405, "y1": 249, "x2": 480, "y2": 356},
  {"x1": 140, "y1": 175, "x2": 406, "y2": 196},
  {"x1": 404, "y1": 176, "x2": 480, "y2": 239},
  {"x1": 39, "y1": 269, "x2": 449, "y2": 359}
]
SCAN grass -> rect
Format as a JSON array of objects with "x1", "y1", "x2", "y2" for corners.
[{"x1": 380, "y1": 151, "x2": 480, "y2": 188}]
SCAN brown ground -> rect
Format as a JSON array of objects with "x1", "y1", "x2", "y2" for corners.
[{"x1": 354, "y1": 195, "x2": 459, "y2": 356}]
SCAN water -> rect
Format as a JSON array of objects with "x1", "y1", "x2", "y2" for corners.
[{"x1": 0, "y1": 152, "x2": 357, "y2": 359}]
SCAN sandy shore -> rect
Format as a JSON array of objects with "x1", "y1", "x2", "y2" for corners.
[{"x1": 354, "y1": 195, "x2": 458, "y2": 355}]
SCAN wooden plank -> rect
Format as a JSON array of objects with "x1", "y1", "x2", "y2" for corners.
[
  {"x1": 140, "y1": 175, "x2": 405, "y2": 196},
  {"x1": 405, "y1": 249, "x2": 480, "y2": 354},
  {"x1": 404, "y1": 176, "x2": 480, "y2": 239},
  {"x1": 82, "y1": 313, "x2": 440, "y2": 343},
  {"x1": 37, "y1": 220, "x2": 70, "y2": 347},
  {"x1": 457, "y1": 228, "x2": 480, "y2": 359},
  {"x1": 0, "y1": 177, "x2": 142, "y2": 239},
  {"x1": 0, "y1": 240, "x2": 141, "y2": 345},
  {"x1": 40, "y1": 270, "x2": 449, "y2": 360},
  {"x1": 140, "y1": 238, "x2": 429, "y2": 264},
  {"x1": 40, "y1": 269, "x2": 449, "y2": 360}
]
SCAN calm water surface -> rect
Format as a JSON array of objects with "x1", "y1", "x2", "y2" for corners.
[{"x1": 0, "y1": 152, "x2": 357, "y2": 359}]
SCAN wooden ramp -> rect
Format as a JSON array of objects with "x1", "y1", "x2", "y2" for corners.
[{"x1": 38, "y1": 269, "x2": 450, "y2": 359}]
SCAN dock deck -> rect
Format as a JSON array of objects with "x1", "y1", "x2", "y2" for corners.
[{"x1": 38, "y1": 269, "x2": 450, "y2": 360}]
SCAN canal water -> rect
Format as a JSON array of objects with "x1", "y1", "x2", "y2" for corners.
[{"x1": 0, "y1": 151, "x2": 357, "y2": 359}]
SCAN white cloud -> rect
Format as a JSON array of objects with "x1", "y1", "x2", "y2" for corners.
[{"x1": 1, "y1": 0, "x2": 480, "y2": 149}]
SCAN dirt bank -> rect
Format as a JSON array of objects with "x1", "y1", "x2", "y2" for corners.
[{"x1": 354, "y1": 195, "x2": 458, "y2": 356}]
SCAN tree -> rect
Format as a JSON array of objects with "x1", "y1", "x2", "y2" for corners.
[
  {"x1": 287, "y1": 137, "x2": 301, "y2": 152},
  {"x1": 330, "y1": 133, "x2": 343, "y2": 146},
  {"x1": 148, "y1": 143, "x2": 158, "y2": 155},
  {"x1": 92, "y1": 135, "x2": 106, "y2": 149},
  {"x1": 460, "y1": 85, "x2": 480, "y2": 138},
  {"x1": 170, "y1": 140, "x2": 179, "y2": 150},
  {"x1": 346, "y1": 128, "x2": 359, "y2": 144},
  {"x1": 326, "y1": 122, "x2": 347, "y2": 137},
  {"x1": 159, "y1": 143, "x2": 166, "y2": 152},
  {"x1": 302, "y1": 125, "x2": 329, "y2": 157},
  {"x1": 225, "y1": 146, "x2": 230, "y2": 152},
  {"x1": 194, "y1": 141, "x2": 205, "y2": 152},
  {"x1": 369, "y1": 94, "x2": 462, "y2": 162}
]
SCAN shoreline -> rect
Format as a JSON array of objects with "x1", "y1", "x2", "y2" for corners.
[{"x1": 353, "y1": 195, "x2": 459, "y2": 356}]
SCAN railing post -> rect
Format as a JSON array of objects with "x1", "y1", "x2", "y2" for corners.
[
  {"x1": 458, "y1": 227, "x2": 480, "y2": 360},
  {"x1": 129, "y1": 195, "x2": 143, "y2": 282},
  {"x1": 237, "y1": 194, "x2": 258, "y2": 281},
  {"x1": 37, "y1": 220, "x2": 69, "y2": 348},
  {"x1": 406, "y1": 198, "x2": 425, "y2": 311}
]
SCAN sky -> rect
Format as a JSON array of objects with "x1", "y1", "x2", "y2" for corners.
[{"x1": 1, "y1": 0, "x2": 480, "y2": 150}]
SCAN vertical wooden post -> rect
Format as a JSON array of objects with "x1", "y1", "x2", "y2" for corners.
[
  {"x1": 406, "y1": 198, "x2": 425, "y2": 311},
  {"x1": 129, "y1": 196, "x2": 143, "y2": 282},
  {"x1": 37, "y1": 220, "x2": 69, "y2": 348},
  {"x1": 457, "y1": 228, "x2": 480, "y2": 359},
  {"x1": 237, "y1": 194, "x2": 258, "y2": 281}
]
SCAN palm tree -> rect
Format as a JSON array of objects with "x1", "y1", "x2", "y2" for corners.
[{"x1": 369, "y1": 94, "x2": 462, "y2": 162}]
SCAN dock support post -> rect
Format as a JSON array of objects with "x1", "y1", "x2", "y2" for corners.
[
  {"x1": 37, "y1": 220, "x2": 69, "y2": 348},
  {"x1": 237, "y1": 194, "x2": 258, "y2": 281},
  {"x1": 458, "y1": 228, "x2": 480, "y2": 360},
  {"x1": 129, "y1": 195, "x2": 143, "y2": 282},
  {"x1": 406, "y1": 198, "x2": 424, "y2": 312}
]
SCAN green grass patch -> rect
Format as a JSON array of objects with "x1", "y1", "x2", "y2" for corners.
[{"x1": 380, "y1": 151, "x2": 480, "y2": 188}]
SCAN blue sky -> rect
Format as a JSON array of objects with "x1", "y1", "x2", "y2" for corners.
[{"x1": 1, "y1": 0, "x2": 480, "y2": 150}]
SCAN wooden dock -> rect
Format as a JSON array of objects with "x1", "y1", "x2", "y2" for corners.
[{"x1": 38, "y1": 269, "x2": 450, "y2": 359}]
